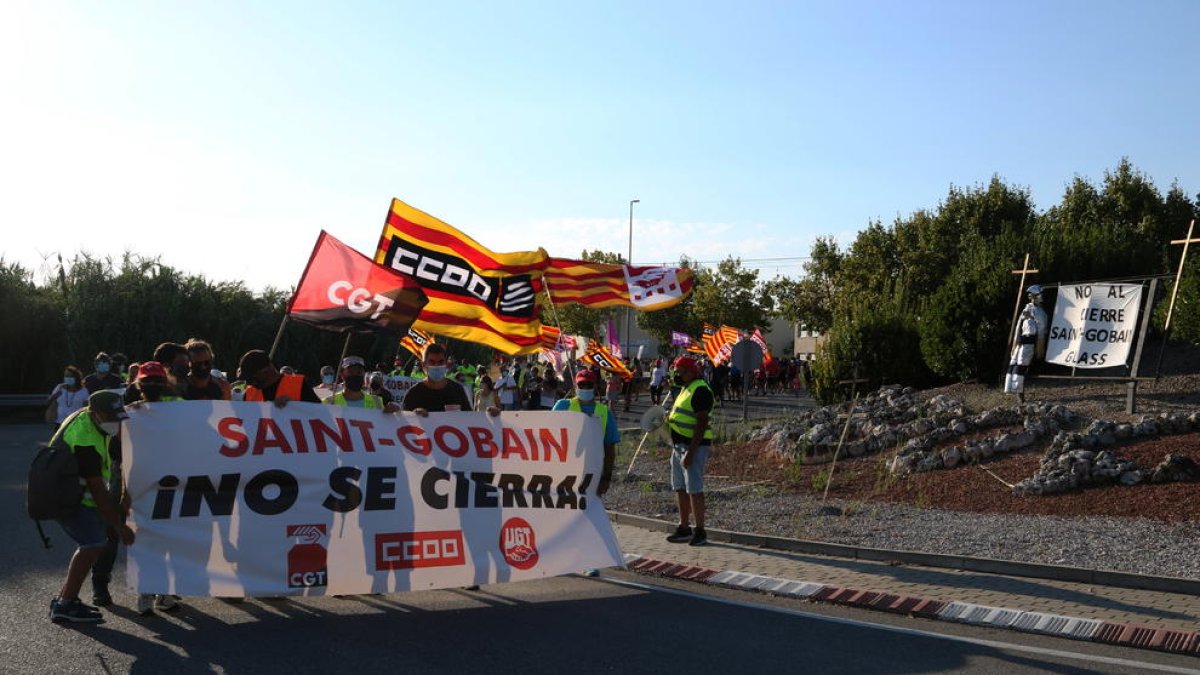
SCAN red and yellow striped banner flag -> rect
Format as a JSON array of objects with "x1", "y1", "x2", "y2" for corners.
[
  {"x1": 397, "y1": 328, "x2": 435, "y2": 358},
  {"x1": 375, "y1": 198, "x2": 550, "y2": 354},
  {"x1": 544, "y1": 259, "x2": 694, "y2": 310},
  {"x1": 701, "y1": 323, "x2": 740, "y2": 365},
  {"x1": 750, "y1": 327, "x2": 775, "y2": 368},
  {"x1": 583, "y1": 341, "x2": 634, "y2": 381},
  {"x1": 538, "y1": 325, "x2": 562, "y2": 351}
]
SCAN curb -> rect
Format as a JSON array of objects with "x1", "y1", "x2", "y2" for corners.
[
  {"x1": 608, "y1": 511, "x2": 1200, "y2": 596},
  {"x1": 619, "y1": 552, "x2": 1200, "y2": 657}
]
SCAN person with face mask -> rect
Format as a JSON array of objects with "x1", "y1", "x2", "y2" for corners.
[
  {"x1": 665, "y1": 356, "x2": 714, "y2": 547},
  {"x1": 83, "y1": 352, "x2": 124, "y2": 394},
  {"x1": 551, "y1": 370, "x2": 617, "y2": 497},
  {"x1": 368, "y1": 372, "x2": 395, "y2": 407},
  {"x1": 182, "y1": 339, "x2": 228, "y2": 400},
  {"x1": 496, "y1": 364, "x2": 519, "y2": 411},
  {"x1": 237, "y1": 350, "x2": 321, "y2": 406},
  {"x1": 46, "y1": 390, "x2": 136, "y2": 623},
  {"x1": 401, "y1": 344, "x2": 491, "y2": 416},
  {"x1": 322, "y1": 356, "x2": 396, "y2": 411},
  {"x1": 47, "y1": 365, "x2": 89, "y2": 427}
]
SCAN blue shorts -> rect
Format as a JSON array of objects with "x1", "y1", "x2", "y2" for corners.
[
  {"x1": 57, "y1": 506, "x2": 108, "y2": 549},
  {"x1": 670, "y1": 443, "x2": 710, "y2": 494}
]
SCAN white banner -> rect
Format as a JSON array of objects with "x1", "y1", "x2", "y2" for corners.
[
  {"x1": 1045, "y1": 283, "x2": 1143, "y2": 368},
  {"x1": 123, "y1": 402, "x2": 622, "y2": 597}
]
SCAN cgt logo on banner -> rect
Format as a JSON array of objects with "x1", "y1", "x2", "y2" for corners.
[
  {"x1": 287, "y1": 524, "x2": 328, "y2": 588},
  {"x1": 1045, "y1": 283, "x2": 1143, "y2": 368},
  {"x1": 122, "y1": 402, "x2": 623, "y2": 597}
]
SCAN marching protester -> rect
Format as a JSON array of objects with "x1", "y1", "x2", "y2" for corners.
[
  {"x1": 369, "y1": 372, "x2": 395, "y2": 406},
  {"x1": 238, "y1": 350, "x2": 321, "y2": 405},
  {"x1": 46, "y1": 365, "x2": 88, "y2": 427},
  {"x1": 648, "y1": 358, "x2": 667, "y2": 406},
  {"x1": 322, "y1": 356, "x2": 395, "y2": 411},
  {"x1": 46, "y1": 391, "x2": 135, "y2": 623},
  {"x1": 474, "y1": 375, "x2": 500, "y2": 412},
  {"x1": 665, "y1": 356, "x2": 714, "y2": 547},
  {"x1": 183, "y1": 339, "x2": 229, "y2": 400},
  {"x1": 83, "y1": 352, "x2": 123, "y2": 394},
  {"x1": 401, "y1": 344, "x2": 486, "y2": 416},
  {"x1": 496, "y1": 365, "x2": 520, "y2": 411},
  {"x1": 551, "y1": 370, "x2": 617, "y2": 498}
]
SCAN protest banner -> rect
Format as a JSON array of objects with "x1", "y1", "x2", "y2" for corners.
[
  {"x1": 1045, "y1": 283, "x2": 1143, "y2": 368},
  {"x1": 123, "y1": 402, "x2": 622, "y2": 597}
]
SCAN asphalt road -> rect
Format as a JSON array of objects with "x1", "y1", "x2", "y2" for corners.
[{"x1": 4, "y1": 424, "x2": 1196, "y2": 675}]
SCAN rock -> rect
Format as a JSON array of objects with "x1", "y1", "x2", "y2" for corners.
[
  {"x1": 1114, "y1": 424, "x2": 1133, "y2": 440},
  {"x1": 1149, "y1": 454, "x2": 1200, "y2": 483},
  {"x1": 1119, "y1": 471, "x2": 1143, "y2": 487},
  {"x1": 994, "y1": 430, "x2": 1036, "y2": 453},
  {"x1": 1132, "y1": 419, "x2": 1158, "y2": 437},
  {"x1": 951, "y1": 421, "x2": 969, "y2": 435},
  {"x1": 941, "y1": 447, "x2": 962, "y2": 469},
  {"x1": 843, "y1": 440, "x2": 867, "y2": 458}
]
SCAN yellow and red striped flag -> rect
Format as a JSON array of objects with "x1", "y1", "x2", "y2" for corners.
[
  {"x1": 397, "y1": 328, "x2": 435, "y2": 358},
  {"x1": 544, "y1": 259, "x2": 694, "y2": 310},
  {"x1": 702, "y1": 323, "x2": 741, "y2": 365},
  {"x1": 583, "y1": 341, "x2": 634, "y2": 381},
  {"x1": 538, "y1": 325, "x2": 562, "y2": 351},
  {"x1": 749, "y1": 327, "x2": 775, "y2": 368},
  {"x1": 375, "y1": 198, "x2": 550, "y2": 354}
]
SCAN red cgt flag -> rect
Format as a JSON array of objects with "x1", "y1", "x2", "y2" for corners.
[{"x1": 289, "y1": 231, "x2": 429, "y2": 335}]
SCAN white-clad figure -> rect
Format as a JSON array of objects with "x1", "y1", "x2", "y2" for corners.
[{"x1": 1005, "y1": 285, "x2": 1048, "y2": 402}]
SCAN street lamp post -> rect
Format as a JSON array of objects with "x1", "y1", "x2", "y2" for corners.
[{"x1": 626, "y1": 199, "x2": 639, "y2": 360}]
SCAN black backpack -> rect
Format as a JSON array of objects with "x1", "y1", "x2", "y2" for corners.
[{"x1": 27, "y1": 426, "x2": 84, "y2": 548}]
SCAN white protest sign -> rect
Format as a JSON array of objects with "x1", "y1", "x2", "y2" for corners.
[
  {"x1": 1045, "y1": 283, "x2": 1142, "y2": 368},
  {"x1": 123, "y1": 401, "x2": 623, "y2": 597},
  {"x1": 378, "y1": 375, "x2": 473, "y2": 408}
]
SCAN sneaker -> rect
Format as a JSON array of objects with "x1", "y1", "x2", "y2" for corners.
[
  {"x1": 136, "y1": 594, "x2": 155, "y2": 616},
  {"x1": 50, "y1": 598, "x2": 104, "y2": 624},
  {"x1": 689, "y1": 527, "x2": 708, "y2": 547},
  {"x1": 154, "y1": 595, "x2": 181, "y2": 612},
  {"x1": 91, "y1": 585, "x2": 113, "y2": 608},
  {"x1": 666, "y1": 525, "x2": 693, "y2": 543}
]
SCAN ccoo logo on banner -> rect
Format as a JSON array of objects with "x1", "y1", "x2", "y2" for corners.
[{"x1": 1045, "y1": 283, "x2": 1143, "y2": 368}]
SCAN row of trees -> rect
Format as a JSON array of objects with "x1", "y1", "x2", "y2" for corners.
[{"x1": 769, "y1": 159, "x2": 1200, "y2": 402}]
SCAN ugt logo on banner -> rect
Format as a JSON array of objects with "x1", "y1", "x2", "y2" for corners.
[{"x1": 287, "y1": 524, "x2": 328, "y2": 588}]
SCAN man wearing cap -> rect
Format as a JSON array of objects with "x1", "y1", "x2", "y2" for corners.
[
  {"x1": 238, "y1": 350, "x2": 320, "y2": 405},
  {"x1": 322, "y1": 356, "x2": 398, "y2": 411},
  {"x1": 551, "y1": 370, "x2": 618, "y2": 497},
  {"x1": 665, "y1": 356, "x2": 714, "y2": 546},
  {"x1": 1005, "y1": 285, "x2": 1049, "y2": 403},
  {"x1": 402, "y1": 344, "x2": 492, "y2": 416},
  {"x1": 46, "y1": 391, "x2": 136, "y2": 623}
]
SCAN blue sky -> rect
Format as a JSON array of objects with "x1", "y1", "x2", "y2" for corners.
[{"x1": 3, "y1": 0, "x2": 1199, "y2": 290}]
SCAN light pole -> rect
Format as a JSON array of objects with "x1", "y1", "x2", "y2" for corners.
[{"x1": 626, "y1": 199, "x2": 639, "y2": 360}]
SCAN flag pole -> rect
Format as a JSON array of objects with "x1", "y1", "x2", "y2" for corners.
[
  {"x1": 542, "y1": 277, "x2": 574, "y2": 382},
  {"x1": 334, "y1": 333, "x2": 353, "y2": 388},
  {"x1": 271, "y1": 231, "x2": 329, "y2": 361}
]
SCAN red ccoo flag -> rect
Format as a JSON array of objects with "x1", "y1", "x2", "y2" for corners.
[{"x1": 288, "y1": 231, "x2": 428, "y2": 335}]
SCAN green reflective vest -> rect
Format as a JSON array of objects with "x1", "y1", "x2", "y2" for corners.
[
  {"x1": 668, "y1": 379, "x2": 715, "y2": 441},
  {"x1": 567, "y1": 398, "x2": 609, "y2": 439},
  {"x1": 324, "y1": 392, "x2": 382, "y2": 409},
  {"x1": 51, "y1": 410, "x2": 112, "y2": 508}
]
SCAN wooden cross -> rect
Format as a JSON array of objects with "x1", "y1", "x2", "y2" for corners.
[
  {"x1": 1163, "y1": 220, "x2": 1199, "y2": 334},
  {"x1": 1007, "y1": 253, "x2": 1040, "y2": 353}
]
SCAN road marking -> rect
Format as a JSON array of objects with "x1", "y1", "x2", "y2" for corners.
[{"x1": 598, "y1": 576, "x2": 1200, "y2": 674}]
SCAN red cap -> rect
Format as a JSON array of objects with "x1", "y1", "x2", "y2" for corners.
[
  {"x1": 575, "y1": 369, "x2": 597, "y2": 385},
  {"x1": 137, "y1": 361, "x2": 167, "y2": 380},
  {"x1": 673, "y1": 356, "x2": 700, "y2": 373}
]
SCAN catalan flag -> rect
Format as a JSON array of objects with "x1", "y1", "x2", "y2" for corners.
[
  {"x1": 701, "y1": 323, "x2": 741, "y2": 365},
  {"x1": 749, "y1": 327, "x2": 775, "y2": 368},
  {"x1": 544, "y1": 258, "x2": 694, "y2": 310},
  {"x1": 583, "y1": 341, "x2": 634, "y2": 381},
  {"x1": 398, "y1": 328, "x2": 435, "y2": 358},
  {"x1": 538, "y1": 325, "x2": 562, "y2": 351},
  {"x1": 375, "y1": 198, "x2": 550, "y2": 354}
]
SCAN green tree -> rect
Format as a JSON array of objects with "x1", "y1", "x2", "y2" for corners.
[{"x1": 691, "y1": 256, "x2": 772, "y2": 330}]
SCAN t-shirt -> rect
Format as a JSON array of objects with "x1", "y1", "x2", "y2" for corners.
[
  {"x1": 496, "y1": 375, "x2": 518, "y2": 405},
  {"x1": 83, "y1": 372, "x2": 124, "y2": 394},
  {"x1": 184, "y1": 379, "x2": 225, "y2": 401},
  {"x1": 401, "y1": 381, "x2": 473, "y2": 412},
  {"x1": 551, "y1": 399, "x2": 621, "y2": 446},
  {"x1": 670, "y1": 384, "x2": 714, "y2": 445}
]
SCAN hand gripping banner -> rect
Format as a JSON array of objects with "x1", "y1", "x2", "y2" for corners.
[
  {"x1": 289, "y1": 231, "x2": 429, "y2": 335},
  {"x1": 123, "y1": 402, "x2": 623, "y2": 596}
]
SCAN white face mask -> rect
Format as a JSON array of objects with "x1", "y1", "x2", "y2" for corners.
[
  {"x1": 576, "y1": 388, "x2": 596, "y2": 402},
  {"x1": 99, "y1": 421, "x2": 121, "y2": 436},
  {"x1": 63, "y1": 377, "x2": 77, "y2": 386},
  {"x1": 426, "y1": 365, "x2": 448, "y2": 382}
]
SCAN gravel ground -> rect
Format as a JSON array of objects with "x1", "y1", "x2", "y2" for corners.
[{"x1": 604, "y1": 478, "x2": 1200, "y2": 580}]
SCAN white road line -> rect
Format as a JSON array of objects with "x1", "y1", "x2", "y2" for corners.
[{"x1": 599, "y1": 576, "x2": 1200, "y2": 674}]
